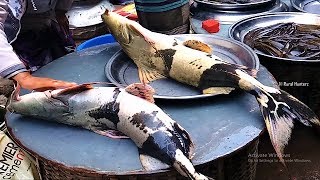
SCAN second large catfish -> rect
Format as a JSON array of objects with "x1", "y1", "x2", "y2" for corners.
[{"x1": 101, "y1": 10, "x2": 320, "y2": 164}]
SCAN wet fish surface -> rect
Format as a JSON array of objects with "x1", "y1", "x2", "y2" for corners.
[
  {"x1": 7, "y1": 83, "x2": 211, "y2": 180},
  {"x1": 101, "y1": 10, "x2": 320, "y2": 166}
]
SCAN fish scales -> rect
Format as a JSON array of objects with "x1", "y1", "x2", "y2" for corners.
[
  {"x1": 101, "y1": 10, "x2": 320, "y2": 168},
  {"x1": 169, "y1": 47, "x2": 220, "y2": 87},
  {"x1": 7, "y1": 84, "x2": 210, "y2": 180}
]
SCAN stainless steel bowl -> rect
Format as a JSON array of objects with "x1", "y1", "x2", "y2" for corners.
[
  {"x1": 194, "y1": 0, "x2": 275, "y2": 10},
  {"x1": 67, "y1": 0, "x2": 115, "y2": 28},
  {"x1": 190, "y1": 0, "x2": 288, "y2": 27},
  {"x1": 291, "y1": 0, "x2": 320, "y2": 14},
  {"x1": 229, "y1": 12, "x2": 320, "y2": 115},
  {"x1": 229, "y1": 12, "x2": 320, "y2": 62},
  {"x1": 67, "y1": 0, "x2": 115, "y2": 40}
]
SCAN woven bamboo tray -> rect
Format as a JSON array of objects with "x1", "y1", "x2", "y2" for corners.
[{"x1": 38, "y1": 139, "x2": 259, "y2": 180}]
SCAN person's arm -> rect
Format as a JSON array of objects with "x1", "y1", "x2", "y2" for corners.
[
  {"x1": 0, "y1": 0, "x2": 76, "y2": 91},
  {"x1": 0, "y1": 0, "x2": 27, "y2": 79}
]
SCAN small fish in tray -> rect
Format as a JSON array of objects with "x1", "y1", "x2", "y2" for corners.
[
  {"x1": 7, "y1": 83, "x2": 212, "y2": 180},
  {"x1": 244, "y1": 22, "x2": 320, "y2": 60},
  {"x1": 101, "y1": 10, "x2": 320, "y2": 166}
]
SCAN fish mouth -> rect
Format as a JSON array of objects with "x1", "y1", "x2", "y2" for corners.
[{"x1": 102, "y1": 10, "x2": 134, "y2": 45}]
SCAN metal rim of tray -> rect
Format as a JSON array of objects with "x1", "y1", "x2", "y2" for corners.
[
  {"x1": 194, "y1": 0, "x2": 275, "y2": 10},
  {"x1": 190, "y1": 0, "x2": 288, "y2": 25},
  {"x1": 229, "y1": 12, "x2": 320, "y2": 62},
  {"x1": 290, "y1": 0, "x2": 320, "y2": 14}
]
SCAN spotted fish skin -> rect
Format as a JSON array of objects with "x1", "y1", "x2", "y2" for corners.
[
  {"x1": 101, "y1": 10, "x2": 320, "y2": 166},
  {"x1": 7, "y1": 84, "x2": 210, "y2": 180},
  {"x1": 101, "y1": 10, "x2": 255, "y2": 90}
]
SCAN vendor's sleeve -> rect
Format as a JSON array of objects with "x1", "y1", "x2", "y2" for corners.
[
  {"x1": 56, "y1": 0, "x2": 74, "y2": 12},
  {"x1": 0, "y1": 0, "x2": 27, "y2": 78}
]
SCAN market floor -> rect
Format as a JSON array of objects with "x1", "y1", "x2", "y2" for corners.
[{"x1": 255, "y1": 125, "x2": 320, "y2": 180}]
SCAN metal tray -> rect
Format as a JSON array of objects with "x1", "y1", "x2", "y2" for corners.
[
  {"x1": 105, "y1": 34, "x2": 259, "y2": 99},
  {"x1": 291, "y1": 0, "x2": 320, "y2": 14},
  {"x1": 66, "y1": 0, "x2": 114, "y2": 28},
  {"x1": 190, "y1": 0, "x2": 288, "y2": 26},
  {"x1": 194, "y1": 0, "x2": 275, "y2": 10},
  {"x1": 229, "y1": 12, "x2": 320, "y2": 62}
]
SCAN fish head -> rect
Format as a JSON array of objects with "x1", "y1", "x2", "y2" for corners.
[
  {"x1": 6, "y1": 89, "x2": 67, "y2": 119},
  {"x1": 102, "y1": 10, "x2": 170, "y2": 76},
  {"x1": 101, "y1": 10, "x2": 145, "y2": 47}
]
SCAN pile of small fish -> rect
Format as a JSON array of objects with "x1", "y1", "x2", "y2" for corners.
[{"x1": 244, "y1": 22, "x2": 320, "y2": 60}]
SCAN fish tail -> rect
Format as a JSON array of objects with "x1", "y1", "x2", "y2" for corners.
[
  {"x1": 253, "y1": 86, "x2": 320, "y2": 165},
  {"x1": 175, "y1": 162, "x2": 213, "y2": 180},
  {"x1": 173, "y1": 149, "x2": 214, "y2": 180}
]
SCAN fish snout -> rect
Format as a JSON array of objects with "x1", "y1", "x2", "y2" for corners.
[{"x1": 5, "y1": 100, "x2": 15, "y2": 113}]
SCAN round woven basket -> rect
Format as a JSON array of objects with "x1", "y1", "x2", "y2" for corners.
[
  {"x1": 38, "y1": 139, "x2": 259, "y2": 180},
  {"x1": 0, "y1": 105, "x2": 7, "y2": 132}
]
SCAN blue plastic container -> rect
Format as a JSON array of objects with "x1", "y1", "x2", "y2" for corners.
[{"x1": 76, "y1": 34, "x2": 116, "y2": 51}]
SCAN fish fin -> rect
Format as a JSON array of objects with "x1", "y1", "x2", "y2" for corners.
[
  {"x1": 139, "y1": 152, "x2": 170, "y2": 171},
  {"x1": 183, "y1": 40, "x2": 212, "y2": 54},
  {"x1": 173, "y1": 149, "x2": 212, "y2": 180},
  {"x1": 202, "y1": 87, "x2": 235, "y2": 95},
  {"x1": 94, "y1": 130, "x2": 129, "y2": 139},
  {"x1": 52, "y1": 83, "x2": 94, "y2": 97},
  {"x1": 254, "y1": 87, "x2": 320, "y2": 166},
  {"x1": 138, "y1": 67, "x2": 166, "y2": 84},
  {"x1": 226, "y1": 63, "x2": 258, "y2": 78},
  {"x1": 12, "y1": 83, "x2": 21, "y2": 101},
  {"x1": 125, "y1": 83, "x2": 155, "y2": 103},
  {"x1": 231, "y1": 63, "x2": 258, "y2": 77},
  {"x1": 51, "y1": 83, "x2": 94, "y2": 105},
  {"x1": 6, "y1": 83, "x2": 21, "y2": 112},
  {"x1": 172, "y1": 122, "x2": 195, "y2": 159}
]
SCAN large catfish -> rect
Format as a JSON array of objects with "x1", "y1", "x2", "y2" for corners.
[
  {"x1": 101, "y1": 10, "x2": 320, "y2": 164},
  {"x1": 7, "y1": 83, "x2": 211, "y2": 180}
]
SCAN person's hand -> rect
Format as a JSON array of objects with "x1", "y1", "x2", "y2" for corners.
[{"x1": 12, "y1": 72, "x2": 77, "y2": 91}]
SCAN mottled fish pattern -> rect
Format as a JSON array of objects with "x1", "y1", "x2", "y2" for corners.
[
  {"x1": 7, "y1": 84, "x2": 210, "y2": 180},
  {"x1": 101, "y1": 10, "x2": 320, "y2": 166}
]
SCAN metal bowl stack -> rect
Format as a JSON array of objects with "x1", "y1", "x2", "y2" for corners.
[{"x1": 66, "y1": 0, "x2": 115, "y2": 40}]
